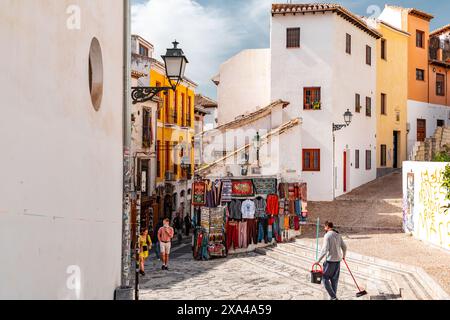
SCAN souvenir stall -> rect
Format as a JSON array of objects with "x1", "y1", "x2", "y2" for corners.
[
  {"x1": 191, "y1": 176, "x2": 308, "y2": 258},
  {"x1": 191, "y1": 181, "x2": 227, "y2": 260}
]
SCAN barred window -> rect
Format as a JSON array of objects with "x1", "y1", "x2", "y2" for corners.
[{"x1": 286, "y1": 28, "x2": 300, "y2": 48}]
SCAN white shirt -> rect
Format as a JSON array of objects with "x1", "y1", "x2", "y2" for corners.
[{"x1": 241, "y1": 200, "x2": 256, "y2": 219}]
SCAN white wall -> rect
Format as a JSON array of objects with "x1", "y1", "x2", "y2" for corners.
[
  {"x1": 216, "y1": 49, "x2": 271, "y2": 125},
  {"x1": 332, "y1": 15, "x2": 378, "y2": 198},
  {"x1": 271, "y1": 12, "x2": 377, "y2": 201},
  {"x1": 0, "y1": 0, "x2": 124, "y2": 299},
  {"x1": 378, "y1": 6, "x2": 404, "y2": 30},
  {"x1": 407, "y1": 100, "x2": 450, "y2": 154},
  {"x1": 204, "y1": 105, "x2": 302, "y2": 180},
  {"x1": 402, "y1": 162, "x2": 450, "y2": 250},
  {"x1": 204, "y1": 108, "x2": 218, "y2": 131}
]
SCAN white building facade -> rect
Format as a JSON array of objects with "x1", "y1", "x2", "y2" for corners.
[
  {"x1": 271, "y1": 4, "x2": 380, "y2": 201},
  {"x1": 131, "y1": 35, "x2": 160, "y2": 232},
  {"x1": 213, "y1": 4, "x2": 380, "y2": 201},
  {"x1": 0, "y1": 0, "x2": 125, "y2": 299},
  {"x1": 213, "y1": 49, "x2": 271, "y2": 125}
]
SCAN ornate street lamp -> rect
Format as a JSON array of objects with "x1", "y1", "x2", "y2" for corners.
[
  {"x1": 333, "y1": 109, "x2": 353, "y2": 132},
  {"x1": 253, "y1": 131, "x2": 261, "y2": 168},
  {"x1": 131, "y1": 40, "x2": 189, "y2": 104}
]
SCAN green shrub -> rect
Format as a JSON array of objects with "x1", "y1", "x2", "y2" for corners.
[{"x1": 433, "y1": 152, "x2": 450, "y2": 162}]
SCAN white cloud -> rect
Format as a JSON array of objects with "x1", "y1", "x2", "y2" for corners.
[{"x1": 131, "y1": 0, "x2": 245, "y2": 98}]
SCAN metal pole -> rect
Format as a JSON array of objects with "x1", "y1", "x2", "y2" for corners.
[
  {"x1": 135, "y1": 191, "x2": 141, "y2": 301},
  {"x1": 117, "y1": 0, "x2": 133, "y2": 300},
  {"x1": 315, "y1": 217, "x2": 320, "y2": 261},
  {"x1": 332, "y1": 127, "x2": 336, "y2": 200}
]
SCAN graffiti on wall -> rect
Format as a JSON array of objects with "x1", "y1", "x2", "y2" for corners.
[
  {"x1": 417, "y1": 168, "x2": 450, "y2": 250},
  {"x1": 403, "y1": 172, "x2": 415, "y2": 233}
]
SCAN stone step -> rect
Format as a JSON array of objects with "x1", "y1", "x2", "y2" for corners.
[
  {"x1": 242, "y1": 253, "x2": 369, "y2": 300},
  {"x1": 288, "y1": 239, "x2": 446, "y2": 299},
  {"x1": 256, "y1": 246, "x2": 398, "y2": 299},
  {"x1": 281, "y1": 242, "x2": 431, "y2": 300}
]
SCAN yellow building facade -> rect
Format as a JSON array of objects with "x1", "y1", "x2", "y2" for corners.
[
  {"x1": 150, "y1": 60, "x2": 196, "y2": 185},
  {"x1": 375, "y1": 21, "x2": 409, "y2": 176}
]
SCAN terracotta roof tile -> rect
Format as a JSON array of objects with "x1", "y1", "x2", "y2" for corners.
[
  {"x1": 431, "y1": 24, "x2": 450, "y2": 37},
  {"x1": 271, "y1": 3, "x2": 382, "y2": 39}
]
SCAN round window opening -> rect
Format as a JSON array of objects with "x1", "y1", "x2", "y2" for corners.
[{"x1": 88, "y1": 37, "x2": 103, "y2": 111}]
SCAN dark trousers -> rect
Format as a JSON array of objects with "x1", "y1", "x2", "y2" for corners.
[
  {"x1": 246, "y1": 219, "x2": 258, "y2": 246},
  {"x1": 257, "y1": 218, "x2": 268, "y2": 243},
  {"x1": 226, "y1": 222, "x2": 239, "y2": 251},
  {"x1": 323, "y1": 261, "x2": 341, "y2": 299}
]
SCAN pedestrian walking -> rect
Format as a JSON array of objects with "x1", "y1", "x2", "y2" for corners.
[
  {"x1": 153, "y1": 218, "x2": 164, "y2": 260},
  {"x1": 316, "y1": 221, "x2": 347, "y2": 300},
  {"x1": 158, "y1": 218, "x2": 174, "y2": 271},
  {"x1": 184, "y1": 214, "x2": 192, "y2": 236},
  {"x1": 138, "y1": 229, "x2": 152, "y2": 276},
  {"x1": 173, "y1": 213, "x2": 183, "y2": 244}
]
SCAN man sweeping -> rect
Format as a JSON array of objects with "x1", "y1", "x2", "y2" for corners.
[{"x1": 316, "y1": 221, "x2": 347, "y2": 300}]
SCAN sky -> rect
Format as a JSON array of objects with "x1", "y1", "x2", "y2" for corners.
[{"x1": 131, "y1": 0, "x2": 450, "y2": 99}]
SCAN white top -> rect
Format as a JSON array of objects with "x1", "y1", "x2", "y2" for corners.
[{"x1": 241, "y1": 199, "x2": 256, "y2": 219}]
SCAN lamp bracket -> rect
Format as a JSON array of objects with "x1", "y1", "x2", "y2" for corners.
[
  {"x1": 131, "y1": 86, "x2": 173, "y2": 104},
  {"x1": 333, "y1": 123, "x2": 348, "y2": 132}
]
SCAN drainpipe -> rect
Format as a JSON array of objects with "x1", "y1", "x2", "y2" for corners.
[{"x1": 115, "y1": 0, "x2": 133, "y2": 300}]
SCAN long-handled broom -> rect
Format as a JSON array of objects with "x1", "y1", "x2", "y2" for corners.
[{"x1": 343, "y1": 258, "x2": 368, "y2": 298}]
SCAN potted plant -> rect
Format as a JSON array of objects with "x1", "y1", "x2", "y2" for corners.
[{"x1": 312, "y1": 101, "x2": 321, "y2": 110}]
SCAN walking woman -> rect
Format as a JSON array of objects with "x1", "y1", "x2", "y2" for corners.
[{"x1": 138, "y1": 229, "x2": 152, "y2": 276}]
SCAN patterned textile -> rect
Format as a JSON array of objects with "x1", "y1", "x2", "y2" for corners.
[
  {"x1": 254, "y1": 197, "x2": 267, "y2": 218},
  {"x1": 231, "y1": 180, "x2": 255, "y2": 198},
  {"x1": 299, "y1": 183, "x2": 307, "y2": 201},
  {"x1": 200, "y1": 207, "x2": 210, "y2": 230},
  {"x1": 192, "y1": 181, "x2": 206, "y2": 206},
  {"x1": 221, "y1": 179, "x2": 233, "y2": 202},
  {"x1": 253, "y1": 178, "x2": 277, "y2": 195},
  {"x1": 228, "y1": 199, "x2": 243, "y2": 220}
]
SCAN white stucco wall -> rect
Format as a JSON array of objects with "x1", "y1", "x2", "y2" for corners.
[
  {"x1": 378, "y1": 6, "x2": 404, "y2": 30},
  {"x1": 0, "y1": 0, "x2": 124, "y2": 299},
  {"x1": 407, "y1": 100, "x2": 450, "y2": 154},
  {"x1": 332, "y1": 14, "x2": 378, "y2": 198},
  {"x1": 402, "y1": 161, "x2": 450, "y2": 251},
  {"x1": 204, "y1": 108, "x2": 218, "y2": 131},
  {"x1": 216, "y1": 49, "x2": 271, "y2": 125},
  {"x1": 271, "y1": 12, "x2": 377, "y2": 201},
  {"x1": 203, "y1": 104, "x2": 302, "y2": 180}
]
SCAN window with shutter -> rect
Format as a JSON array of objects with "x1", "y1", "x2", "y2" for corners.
[
  {"x1": 346, "y1": 34, "x2": 352, "y2": 54},
  {"x1": 437, "y1": 73, "x2": 445, "y2": 96},
  {"x1": 303, "y1": 87, "x2": 321, "y2": 110},
  {"x1": 302, "y1": 149, "x2": 320, "y2": 171},
  {"x1": 366, "y1": 45, "x2": 372, "y2": 65},
  {"x1": 355, "y1": 150, "x2": 360, "y2": 169},
  {"x1": 366, "y1": 150, "x2": 372, "y2": 170},
  {"x1": 366, "y1": 97, "x2": 372, "y2": 117},
  {"x1": 416, "y1": 30, "x2": 425, "y2": 48},
  {"x1": 286, "y1": 28, "x2": 300, "y2": 48},
  {"x1": 355, "y1": 94, "x2": 361, "y2": 113},
  {"x1": 381, "y1": 93, "x2": 387, "y2": 115}
]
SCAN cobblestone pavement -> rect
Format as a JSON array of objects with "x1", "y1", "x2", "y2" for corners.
[{"x1": 140, "y1": 248, "x2": 362, "y2": 301}]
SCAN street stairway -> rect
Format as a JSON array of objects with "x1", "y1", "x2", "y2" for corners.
[{"x1": 256, "y1": 239, "x2": 449, "y2": 300}]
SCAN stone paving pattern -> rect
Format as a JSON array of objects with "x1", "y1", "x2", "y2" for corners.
[{"x1": 140, "y1": 252, "x2": 363, "y2": 300}]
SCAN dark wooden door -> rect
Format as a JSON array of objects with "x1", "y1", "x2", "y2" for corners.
[
  {"x1": 393, "y1": 131, "x2": 399, "y2": 169},
  {"x1": 417, "y1": 119, "x2": 426, "y2": 142}
]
